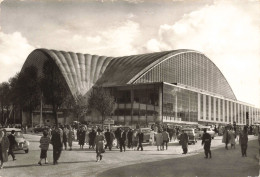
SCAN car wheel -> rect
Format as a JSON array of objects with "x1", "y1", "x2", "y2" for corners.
[{"x1": 25, "y1": 149, "x2": 29, "y2": 153}]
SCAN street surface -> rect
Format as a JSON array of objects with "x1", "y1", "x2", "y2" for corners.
[{"x1": 0, "y1": 134, "x2": 258, "y2": 177}]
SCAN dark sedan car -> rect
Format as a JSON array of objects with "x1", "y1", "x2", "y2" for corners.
[{"x1": 33, "y1": 125, "x2": 50, "y2": 133}]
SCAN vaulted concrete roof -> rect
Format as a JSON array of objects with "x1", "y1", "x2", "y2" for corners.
[{"x1": 21, "y1": 48, "x2": 237, "y2": 100}]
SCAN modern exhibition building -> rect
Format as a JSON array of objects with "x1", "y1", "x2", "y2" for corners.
[{"x1": 22, "y1": 48, "x2": 260, "y2": 127}]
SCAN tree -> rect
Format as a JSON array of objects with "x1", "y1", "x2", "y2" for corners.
[
  {"x1": 0, "y1": 82, "x2": 11, "y2": 125},
  {"x1": 41, "y1": 60, "x2": 70, "y2": 125},
  {"x1": 15, "y1": 66, "x2": 41, "y2": 126},
  {"x1": 87, "y1": 87, "x2": 114, "y2": 129}
]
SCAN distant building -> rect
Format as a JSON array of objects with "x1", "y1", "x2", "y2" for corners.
[{"x1": 21, "y1": 49, "x2": 260, "y2": 127}]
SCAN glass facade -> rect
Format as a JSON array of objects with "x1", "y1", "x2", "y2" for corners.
[
  {"x1": 104, "y1": 82, "x2": 260, "y2": 127},
  {"x1": 134, "y1": 52, "x2": 236, "y2": 100}
]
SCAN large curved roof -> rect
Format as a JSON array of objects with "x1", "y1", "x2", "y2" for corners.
[
  {"x1": 21, "y1": 48, "x2": 237, "y2": 100},
  {"x1": 21, "y1": 49, "x2": 113, "y2": 96}
]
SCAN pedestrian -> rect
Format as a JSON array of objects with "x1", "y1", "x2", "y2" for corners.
[
  {"x1": 222, "y1": 127, "x2": 230, "y2": 150},
  {"x1": 0, "y1": 129, "x2": 10, "y2": 169},
  {"x1": 239, "y1": 126, "x2": 248, "y2": 157},
  {"x1": 132, "y1": 130, "x2": 138, "y2": 150},
  {"x1": 67, "y1": 126, "x2": 74, "y2": 151},
  {"x1": 51, "y1": 126, "x2": 63, "y2": 165},
  {"x1": 78, "y1": 127, "x2": 86, "y2": 149},
  {"x1": 85, "y1": 129, "x2": 90, "y2": 148},
  {"x1": 229, "y1": 127, "x2": 236, "y2": 149},
  {"x1": 95, "y1": 129, "x2": 105, "y2": 162},
  {"x1": 89, "y1": 128, "x2": 96, "y2": 149},
  {"x1": 162, "y1": 129, "x2": 170, "y2": 150},
  {"x1": 63, "y1": 126, "x2": 68, "y2": 150},
  {"x1": 137, "y1": 129, "x2": 144, "y2": 151},
  {"x1": 202, "y1": 128, "x2": 212, "y2": 159},
  {"x1": 179, "y1": 129, "x2": 189, "y2": 154},
  {"x1": 155, "y1": 130, "x2": 163, "y2": 151},
  {"x1": 7, "y1": 130, "x2": 16, "y2": 161},
  {"x1": 115, "y1": 128, "x2": 121, "y2": 149},
  {"x1": 38, "y1": 130, "x2": 51, "y2": 165},
  {"x1": 104, "y1": 129, "x2": 112, "y2": 150},
  {"x1": 127, "y1": 129, "x2": 133, "y2": 149},
  {"x1": 119, "y1": 128, "x2": 126, "y2": 152}
]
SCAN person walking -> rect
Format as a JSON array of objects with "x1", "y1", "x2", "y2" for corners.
[
  {"x1": 162, "y1": 129, "x2": 170, "y2": 150},
  {"x1": 85, "y1": 129, "x2": 90, "y2": 148},
  {"x1": 132, "y1": 130, "x2": 138, "y2": 150},
  {"x1": 78, "y1": 127, "x2": 86, "y2": 149},
  {"x1": 202, "y1": 128, "x2": 212, "y2": 159},
  {"x1": 95, "y1": 129, "x2": 105, "y2": 162},
  {"x1": 179, "y1": 129, "x2": 189, "y2": 154},
  {"x1": 63, "y1": 126, "x2": 68, "y2": 150},
  {"x1": 0, "y1": 129, "x2": 10, "y2": 169},
  {"x1": 51, "y1": 126, "x2": 63, "y2": 165},
  {"x1": 127, "y1": 129, "x2": 133, "y2": 149},
  {"x1": 222, "y1": 127, "x2": 230, "y2": 150},
  {"x1": 38, "y1": 130, "x2": 51, "y2": 165},
  {"x1": 137, "y1": 129, "x2": 144, "y2": 151},
  {"x1": 7, "y1": 130, "x2": 16, "y2": 160},
  {"x1": 67, "y1": 126, "x2": 74, "y2": 151},
  {"x1": 115, "y1": 128, "x2": 121, "y2": 149},
  {"x1": 229, "y1": 127, "x2": 236, "y2": 149},
  {"x1": 119, "y1": 129, "x2": 127, "y2": 152},
  {"x1": 104, "y1": 129, "x2": 112, "y2": 150},
  {"x1": 239, "y1": 126, "x2": 248, "y2": 157},
  {"x1": 89, "y1": 129, "x2": 96, "y2": 149},
  {"x1": 155, "y1": 130, "x2": 163, "y2": 151}
]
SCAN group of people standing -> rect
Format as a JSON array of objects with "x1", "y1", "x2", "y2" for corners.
[{"x1": 0, "y1": 129, "x2": 17, "y2": 169}]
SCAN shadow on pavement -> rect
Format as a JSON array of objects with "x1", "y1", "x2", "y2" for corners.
[{"x1": 4, "y1": 160, "x2": 93, "y2": 169}]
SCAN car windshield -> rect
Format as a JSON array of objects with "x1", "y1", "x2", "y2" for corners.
[
  {"x1": 141, "y1": 129, "x2": 151, "y2": 133},
  {"x1": 184, "y1": 130, "x2": 193, "y2": 133}
]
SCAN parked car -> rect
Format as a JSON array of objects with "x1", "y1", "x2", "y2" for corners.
[
  {"x1": 195, "y1": 127, "x2": 216, "y2": 139},
  {"x1": 2, "y1": 128, "x2": 29, "y2": 153},
  {"x1": 33, "y1": 125, "x2": 50, "y2": 133},
  {"x1": 139, "y1": 128, "x2": 152, "y2": 143},
  {"x1": 178, "y1": 128, "x2": 198, "y2": 145}
]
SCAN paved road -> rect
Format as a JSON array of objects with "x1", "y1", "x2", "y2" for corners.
[
  {"x1": 98, "y1": 140, "x2": 259, "y2": 177},
  {"x1": 0, "y1": 134, "x2": 258, "y2": 177}
]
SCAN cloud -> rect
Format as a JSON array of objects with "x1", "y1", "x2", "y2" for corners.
[
  {"x1": 44, "y1": 20, "x2": 141, "y2": 56},
  {"x1": 0, "y1": 31, "x2": 35, "y2": 82},
  {"x1": 144, "y1": 1, "x2": 260, "y2": 107}
]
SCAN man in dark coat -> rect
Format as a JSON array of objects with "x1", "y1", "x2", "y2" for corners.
[
  {"x1": 119, "y1": 129, "x2": 126, "y2": 152},
  {"x1": 127, "y1": 129, "x2": 133, "y2": 149},
  {"x1": 179, "y1": 130, "x2": 188, "y2": 154},
  {"x1": 115, "y1": 128, "x2": 121, "y2": 149},
  {"x1": 8, "y1": 130, "x2": 16, "y2": 160},
  {"x1": 89, "y1": 129, "x2": 96, "y2": 149},
  {"x1": 202, "y1": 128, "x2": 212, "y2": 159},
  {"x1": 239, "y1": 126, "x2": 248, "y2": 157},
  {"x1": 137, "y1": 129, "x2": 144, "y2": 151},
  {"x1": 104, "y1": 129, "x2": 112, "y2": 150},
  {"x1": 51, "y1": 126, "x2": 63, "y2": 165}
]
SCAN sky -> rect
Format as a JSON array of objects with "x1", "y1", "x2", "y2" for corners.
[{"x1": 0, "y1": 0, "x2": 260, "y2": 107}]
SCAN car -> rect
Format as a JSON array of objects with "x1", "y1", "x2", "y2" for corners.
[
  {"x1": 196, "y1": 127, "x2": 216, "y2": 139},
  {"x1": 139, "y1": 128, "x2": 152, "y2": 143},
  {"x1": 2, "y1": 128, "x2": 29, "y2": 153},
  {"x1": 33, "y1": 125, "x2": 50, "y2": 133},
  {"x1": 178, "y1": 128, "x2": 198, "y2": 145}
]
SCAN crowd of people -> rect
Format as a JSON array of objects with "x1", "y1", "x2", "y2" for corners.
[{"x1": 0, "y1": 123, "x2": 259, "y2": 169}]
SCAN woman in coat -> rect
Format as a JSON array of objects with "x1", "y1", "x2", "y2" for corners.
[
  {"x1": 0, "y1": 129, "x2": 10, "y2": 169},
  {"x1": 85, "y1": 129, "x2": 90, "y2": 148},
  {"x1": 78, "y1": 128, "x2": 86, "y2": 149},
  {"x1": 222, "y1": 127, "x2": 230, "y2": 150},
  {"x1": 67, "y1": 126, "x2": 74, "y2": 151},
  {"x1": 229, "y1": 127, "x2": 236, "y2": 149},
  {"x1": 95, "y1": 129, "x2": 105, "y2": 162},
  {"x1": 155, "y1": 130, "x2": 163, "y2": 151}
]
